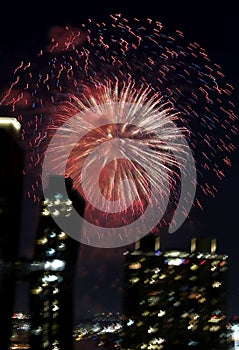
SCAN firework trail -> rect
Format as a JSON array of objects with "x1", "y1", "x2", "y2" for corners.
[{"x1": 0, "y1": 15, "x2": 237, "y2": 246}]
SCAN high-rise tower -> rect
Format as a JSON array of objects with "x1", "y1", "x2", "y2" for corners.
[
  {"x1": 29, "y1": 175, "x2": 85, "y2": 350},
  {"x1": 0, "y1": 117, "x2": 24, "y2": 350},
  {"x1": 121, "y1": 234, "x2": 229, "y2": 350}
]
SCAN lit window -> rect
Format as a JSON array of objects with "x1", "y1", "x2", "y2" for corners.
[
  {"x1": 174, "y1": 274, "x2": 182, "y2": 280},
  {"x1": 148, "y1": 326, "x2": 158, "y2": 334},
  {"x1": 127, "y1": 319, "x2": 134, "y2": 326},
  {"x1": 154, "y1": 268, "x2": 161, "y2": 274},
  {"x1": 42, "y1": 275, "x2": 58, "y2": 283},
  {"x1": 128, "y1": 262, "x2": 141, "y2": 269},
  {"x1": 189, "y1": 276, "x2": 197, "y2": 281},
  {"x1": 167, "y1": 258, "x2": 184, "y2": 266},
  {"x1": 190, "y1": 264, "x2": 199, "y2": 271},
  {"x1": 46, "y1": 248, "x2": 55, "y2": 256},
  {"x1": 129, "y1": 277, "x2": 139, "y2": 284},
  {"x1": 42, "y1": 208, "x2": 50, "y2": 216},
  {"x1": 55, "y1": 193, "x2": 63, "y2": 200},
  {"x1": 44, "y1": 259, "x2": 65, "y2": 271},
  {"x1": 198, "y1": 297, "x2": 206, "y2": 303},
  {"x1": 142, "y1": 311, "x2": 150, "y2": 316},
  {"x1": 57, "y1": 243, "x2": 66, "y2": 251},
  {"x1": 208, "y1": 316, "x2": 221, "y2": 323},
  {"x1": 188, "y1": 293, "x2": 201, "y2": 300},
  {"x1": 212, "y1": 281, "x2": 222, "y2": 288},
  {"x1": 188, "y1": 340, "x2": 199, "y2": 346},
  {"x1": 52, "y1": 305, "x2": 59, "y2": 312},
  {"x1": 58, "y1": 232, "x2": 68, "y2": 240},
  {"x1": 37, "y1": 237, "x2": 48, "y2": 245},
  {"x1": 52, "y1": 209, "x2": 60, "y2": 216},
  {"x1": 31, "y1": 326, "x2": 42, "y2": 335},
  {"x1": 173, "y1": 301, "x2": 181, "y2": 307},
  {"x1": 49, "y1": 231, "x2": 56, "y2": 238},
  {"x1": 149, "y1": 279, "x2": 156, "y2": 284},
  {"x1": 209, "y1": 325, "x2": 220, "y2": 332},
  {"x1": 158, "y1": 310, "x2": 166, "y2": 317},
  {"x1": 30, "y1": 286, "x2": 43, "y2": 295},
  {"x1": 43, "y1": 340, "x2": 49, "y2": 348}
]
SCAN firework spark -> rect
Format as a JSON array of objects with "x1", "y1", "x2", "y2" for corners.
[{"x1": 0, "y1": 14, "x2": 237, "y2": 246}]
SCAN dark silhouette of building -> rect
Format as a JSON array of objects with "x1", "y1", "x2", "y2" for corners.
[
  {"x1": 29, "y1": 175, "x2": 85, "y2": 350},
  {"x1": 0, "y1": 117, "x2": 24, "y2": 350},
  {"x1": 121, "y1": 233, "x2": 229, "y2": 350}
]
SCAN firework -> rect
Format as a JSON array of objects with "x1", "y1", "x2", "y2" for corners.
[{"x1": 0, "y1": 15, "x2": 237, "y2": 247}]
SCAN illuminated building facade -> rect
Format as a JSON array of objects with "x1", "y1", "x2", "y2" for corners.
[
  {"x1": 121, "y1": 234, "x2": 229, "y2": 350},
  {"x1": 0, "y1": 117, "x2": 24, "y2": 350},
  {"x1": 29, "y1": 175, "x2": 85, "y2": 350},
  {"x1": 10, "y1": 312, "x2": 31, "y2": 349}
]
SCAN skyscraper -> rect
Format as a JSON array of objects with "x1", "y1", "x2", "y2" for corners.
[
  {"x1": 121, "y1": 234, "x2": 229, "y2": 350},
  {"x1": 29, "y1": 175, "x2": 85, "y2": 350},
  {"x1": 0, "y1": 117, "x2": 24, "y2": 350}
]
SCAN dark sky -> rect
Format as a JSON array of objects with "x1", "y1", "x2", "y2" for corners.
[{"x1": 0, "y1": 1, "x2": 238, "y2": 321}]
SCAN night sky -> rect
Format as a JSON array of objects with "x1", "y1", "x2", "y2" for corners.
[{"x1": 0, "y1": 1, "x2": 238, "y2": 322}]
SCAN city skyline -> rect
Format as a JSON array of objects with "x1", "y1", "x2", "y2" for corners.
[
  {"x1": 121, "y1": 235, "x2": 229, "y2": 349},
  {"x1": 0, "y1": 0, "x2": 238, "y2": 327}
]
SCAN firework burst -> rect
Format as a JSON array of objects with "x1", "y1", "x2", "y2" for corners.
[
  {"x1": 43, "y1": 81, "x2": 191, "y2": 227},
  {"x1": 0, "y1": 14, "x2": 237, "y2": 246}
]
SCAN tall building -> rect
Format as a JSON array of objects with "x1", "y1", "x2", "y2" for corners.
[
  {"x1": 29, "y1": 175, "x2": 85, "y2": 350},
  {"x1": 121, "y1": 234, "x2": 229, "y2": 350},
  {"x1": 0, "y1": 117, "x2": 24, "y2": 350}
]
